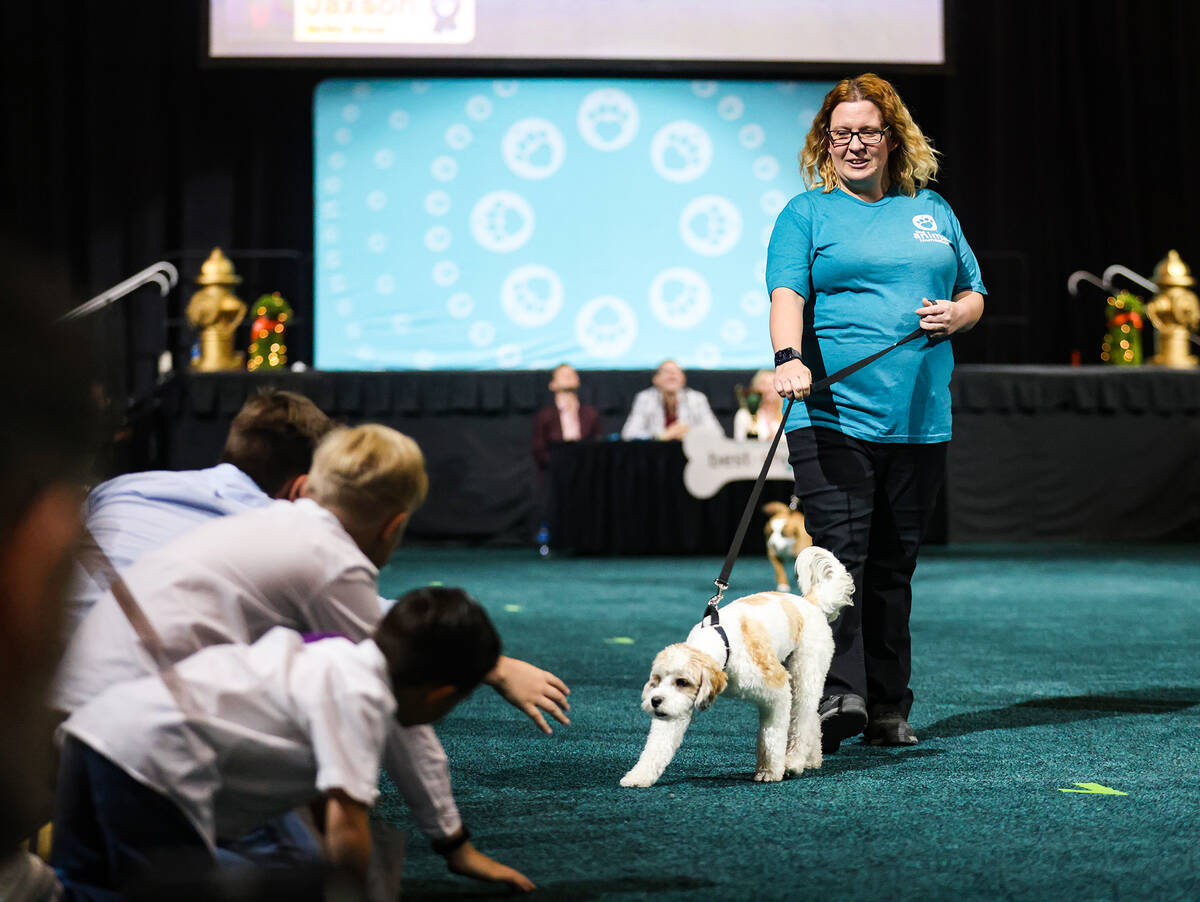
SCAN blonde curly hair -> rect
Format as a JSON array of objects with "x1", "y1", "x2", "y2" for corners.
[{"x1": 800, "y1": 73, "x2": 939, "y2": 197}]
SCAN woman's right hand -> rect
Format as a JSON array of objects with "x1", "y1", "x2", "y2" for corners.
[{"x1": 774, "y1": 359, "x2": 813, "y2": 401}]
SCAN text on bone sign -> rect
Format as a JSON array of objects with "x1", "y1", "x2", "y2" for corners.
[{"x1": 683, "y1": 433, "x2": 792, "y2": 500}]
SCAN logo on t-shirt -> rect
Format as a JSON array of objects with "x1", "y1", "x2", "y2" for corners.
[{"x1": 912, "y1": 213, "x2": 951, "y2": 245}]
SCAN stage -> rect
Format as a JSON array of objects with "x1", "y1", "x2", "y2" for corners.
[{"x1": 148, "y1": 365, "x2": 1200, "y2": 548}]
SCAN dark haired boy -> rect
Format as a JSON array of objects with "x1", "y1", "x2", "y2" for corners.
[
  {"x1": 66, "y1": 389, "x2": 332, "y2": 633},
  {"x1": 52, "y1": 587, "x2": 533, "y2": 898}
]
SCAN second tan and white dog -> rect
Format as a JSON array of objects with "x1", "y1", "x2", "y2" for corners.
[
  {"x1": 620, "y1": 546, "x2": 853, "y2": 788},
  {"x1": 762, "y1": 500, "x2": 812, "y2": 592}
]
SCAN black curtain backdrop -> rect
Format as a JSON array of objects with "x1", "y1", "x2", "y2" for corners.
[{"x1": 3, "y1": 0, "x2": 1198, "y2": 368}]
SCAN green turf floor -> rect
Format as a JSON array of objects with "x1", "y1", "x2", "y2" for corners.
[{"x1": 376, "y1": 545, "x2": 1200, "y2": 901}]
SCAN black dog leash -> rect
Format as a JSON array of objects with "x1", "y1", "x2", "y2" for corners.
[{"x1": 702, "y1": 326, "x2": 929, "y2": 632}]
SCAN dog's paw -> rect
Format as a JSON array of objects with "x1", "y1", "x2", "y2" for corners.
[
  {"x1": 787, "y1": 747, "x2": 822, "y2": 772},
  {"x1": 775, "y1": 583, "x2": 790, "y2": 592},
  {"x1": 620, "y1": 770, "x2": 657, "y2": 788},
  {"x1": 753, "y1": 769, "x2": 785, "y2": 783}
]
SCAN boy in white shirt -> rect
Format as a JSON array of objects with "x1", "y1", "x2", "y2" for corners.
[{"x1": 52, "y1": 585, "x2": 529, "y2": 899}]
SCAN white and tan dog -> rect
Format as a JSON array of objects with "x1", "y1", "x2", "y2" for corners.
[
  {"x1": 620, "y1": 546, "x2": 853, "y2": 787},
  {"x1": 762, "y1": 500, "x2": 812, "y2": 591}
]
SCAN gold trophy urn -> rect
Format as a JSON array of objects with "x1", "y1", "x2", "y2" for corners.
[
  {"x1": 1145, "y1": 250, "x2": 1200, "y2": 369},
  {"x1": 186, "y1": 248, "x2": 247, "y2": 371}
]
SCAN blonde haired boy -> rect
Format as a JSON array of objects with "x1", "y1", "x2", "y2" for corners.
[{"x1": 305, "y1": 424, "x2": 430, "y2": 567}]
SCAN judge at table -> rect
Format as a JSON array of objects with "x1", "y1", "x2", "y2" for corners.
[
  {"x1": 621, "y1": 360, "x2": 722, "y2": 441},
  {"x1": 532, "y1": 364, "x2": 603, "y2": 472}
]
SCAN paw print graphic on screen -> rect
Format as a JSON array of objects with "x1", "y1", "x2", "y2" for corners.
[
  {"x1": 466, "y1": 95, "x2": 492, "y2": 121},
  {"x1": 470, "y1": 191, "x2": 535, "y2": 253},
  {"x1": 651, "y1": 121, "x2": 714, "y2": 183},
  {"x1": 577, "y1": 89, "x2": 640, "y2": 151},
  {"x1": 469, "y1": 320, "x2": 496, "y2": 347},
  {"x1": 502, "y1": 118, "x2": 566, "y2": 180},
  {"x1": 502, "y1": 265, "x2": 564, "y2": 328},
  {"x1": 576, "y1": 296, "x2": 638, "y2": 359},
  {"x1": 446, "y1": 292, "x2": 473, "y2": 319},
  {"x1": 679, "y1": 195, "x2": 743, "y2": 257},
  {"x1": 649, "y1": 267, "x2": 711, "y2": 329}
]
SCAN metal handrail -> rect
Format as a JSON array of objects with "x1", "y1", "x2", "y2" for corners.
[
  {"x1": 60, "y1": 261, "x2": 179, "y2": 322},
  {"x1": 1102, "y1": 264, "x2": 1158, "y2": 294},
  {"x1": 1066, "y1": 269, "x2": 1111, "y2": 297},
  {"x1": 1068, "y1": 264, "x2": 1160, "y2": 298}
]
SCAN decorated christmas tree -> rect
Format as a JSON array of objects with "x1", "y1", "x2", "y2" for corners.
[
  {"x1": 247, "y1": 292, "x2": 292, "y2": 371},
  {"x1": 1100, "y1": 290, "x2": 1144, "y2": 366}
]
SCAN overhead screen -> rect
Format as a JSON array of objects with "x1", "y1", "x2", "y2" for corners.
[
  {"x1": 314, "y1": 77, "x2": 835, "y2": 371},
  {"x1": 211, "y1": 1, "x2": 945, "y2": 67}
]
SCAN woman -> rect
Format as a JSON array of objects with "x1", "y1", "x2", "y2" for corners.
[
  {"x1": 532, "y1": 363, "x2": 603, "y2": 472},
  {"x1": 766, "y1": 74, "x2": 985, "y2": 751},
  {"x1": 733, "y1": 369, "x2": 786, "y2": 441}
]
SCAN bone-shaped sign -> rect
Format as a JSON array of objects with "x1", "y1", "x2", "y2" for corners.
[{"x1": 681, "y1": 431, "x2": 793, "y2": 499}]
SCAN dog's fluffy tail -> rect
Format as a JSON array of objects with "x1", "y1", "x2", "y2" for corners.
[{"x1": 795, "y1": 546, "x2": 854, "y2": 622}]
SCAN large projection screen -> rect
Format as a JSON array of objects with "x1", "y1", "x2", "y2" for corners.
[
  {"x1": 212, "y1": 2, "x2": 945, "y2": 67},
  {"x1": 314, "y1": 77, "x2": 834, "y2": 371}
]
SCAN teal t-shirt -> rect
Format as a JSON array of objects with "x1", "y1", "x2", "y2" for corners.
[{"x1": 766, "y1": 187, "x2": 986, "y2": 443}]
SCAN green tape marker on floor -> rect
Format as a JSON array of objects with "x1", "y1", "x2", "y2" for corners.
[
  {"x1": 605, "y1": 636, "x2": 635, "y2": 645},
  {"x1": 1058, "y1": 782, "x2": 1128, "y2": 795},
  {"x1": 504, "y1": 604, "x2": 522, "y2": 613}
]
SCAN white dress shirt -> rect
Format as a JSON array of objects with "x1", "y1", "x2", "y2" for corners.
[{"x1": 63, "y1": 628, "x2": 395, "y2": 849}]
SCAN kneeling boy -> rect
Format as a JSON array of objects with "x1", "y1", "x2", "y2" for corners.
[{"x1": 51, "y1": 586, "x2": 534, "y2": 899}]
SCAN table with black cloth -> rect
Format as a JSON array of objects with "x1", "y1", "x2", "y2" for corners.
[
  {"x1": 946, "y1": 365, "x2": 1200, "y2": 542},
  {"x1": 546, "y1": 440, "x2": 795, "y2": 556},
  {"x1": 143, "y1": 364, "x2": 1200, "y2": 550},
  {"x1": 145, "y1": 368, "x2": 754, "y2": 546},
  {"x1": 547, "y1": 365, "x2": 1200, "y2": 551}
]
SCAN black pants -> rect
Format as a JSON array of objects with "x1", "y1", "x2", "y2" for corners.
[{"x1": 786, "y1": 427, "x2": 946, "y2": 718}]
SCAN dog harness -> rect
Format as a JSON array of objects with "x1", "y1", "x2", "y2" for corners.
[{"x1": 700, "y1": 601, "x2": 732, "y2": 669}]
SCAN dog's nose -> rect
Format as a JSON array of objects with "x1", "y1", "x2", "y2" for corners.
[{"x1": 650, "y1": 696, "x2": 663, "y2": 708}]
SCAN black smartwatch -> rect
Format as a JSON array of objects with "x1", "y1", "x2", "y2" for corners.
[
  {"x1": 774, "y1": 347, "x2": 802, "y2": 367},
  {"x1": 432, "y1": 826, "x2": 471, "y2": 856}
]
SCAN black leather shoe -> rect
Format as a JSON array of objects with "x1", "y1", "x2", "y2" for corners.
[
  {"x1": 818, "y1": 693, "x2": 867, "y2": 753},
  {"x1": 863, "y1": 713, "x2": 919, "y2": 746}
]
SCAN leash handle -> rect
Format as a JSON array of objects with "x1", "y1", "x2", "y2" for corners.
[{"x1": 710, "y1": 326, "x2": 927, "y2": 598}]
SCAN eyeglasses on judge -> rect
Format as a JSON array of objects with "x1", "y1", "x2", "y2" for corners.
[{"x1": 826, "y1": 126, "x2": 891, "y2": 147}]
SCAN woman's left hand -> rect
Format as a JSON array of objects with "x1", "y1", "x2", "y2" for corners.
[
  {"x1": 915, "y1": 297, "x2": 964, "y2": 336},
  {"x1": 916, "y1": 292, "x2": 986, "y2": 336}
]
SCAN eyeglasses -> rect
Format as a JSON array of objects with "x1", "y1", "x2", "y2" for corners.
[{"x1": 826, "y1": 126, "x2": 890, "y2": 147}]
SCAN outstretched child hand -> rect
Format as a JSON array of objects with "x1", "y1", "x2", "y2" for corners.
[
  {"x1": 446, "y1": 841, "x2": 536, "y2": 891},
  {"x1": 485, "y1": 655, "x2": 571, "y2": 734}
]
